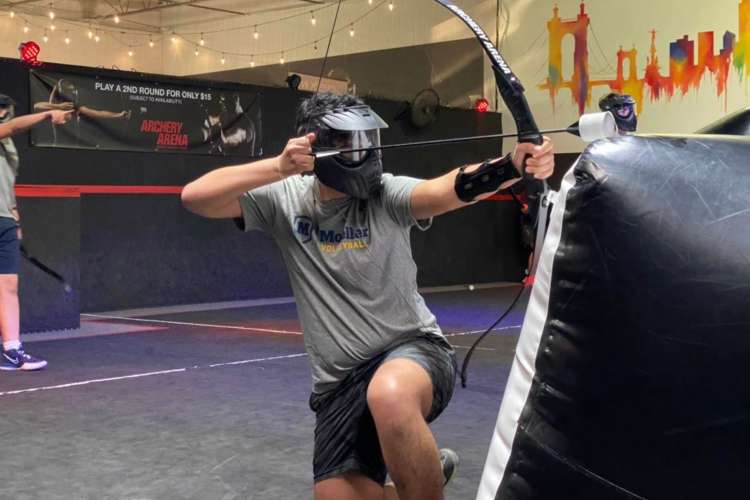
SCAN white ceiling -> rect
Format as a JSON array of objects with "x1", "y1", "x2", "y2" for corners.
[{"x1": 0, "y1": 0, "x2": 339, "y2": 34}]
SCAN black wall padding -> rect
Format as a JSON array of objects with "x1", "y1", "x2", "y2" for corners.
[
  {"x1": 498, "y1": 135, "x2": 750, "y2": 499},
  {"x1": 18, "y1": 197, "x2": 80, "y2": 331}
]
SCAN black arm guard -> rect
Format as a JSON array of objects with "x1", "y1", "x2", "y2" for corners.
[{"x1": 454, "y1": 153, "x2": 521, "y2": 202}]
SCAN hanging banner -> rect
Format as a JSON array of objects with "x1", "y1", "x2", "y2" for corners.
[{"x1": 29, "y1": 69, "x2": 263, "y2": 157}]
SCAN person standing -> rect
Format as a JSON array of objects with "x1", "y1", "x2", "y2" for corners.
[{"x1": 0, "y1": 93, "x2": 72, "y2": 371}]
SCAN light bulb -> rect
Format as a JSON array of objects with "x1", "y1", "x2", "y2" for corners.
[
  {"x1": 388, "y1": 1, "x2": 394, "y2": 11},
  {"x1": 253, "y1": 26, "x2": 259, "y2": 40},
  {"x1": 114, "y1": 14, "x2": 120, "y2": 24},
  {"x1": 349, "y1": 25, "x2": 355, "y2": 37}
]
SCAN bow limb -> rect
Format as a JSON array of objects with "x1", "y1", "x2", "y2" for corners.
[{"x1": 433, "y1": 0, "x2": 543, "y2": 147}]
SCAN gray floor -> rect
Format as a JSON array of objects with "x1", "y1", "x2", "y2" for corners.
[{"x1": 0, "y1": 287, "x2": 526, "y2": 500}]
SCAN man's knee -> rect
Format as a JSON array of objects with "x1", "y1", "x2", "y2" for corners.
[{"x1": 366, "y1": 359, "x2": 433, "y2": 424}]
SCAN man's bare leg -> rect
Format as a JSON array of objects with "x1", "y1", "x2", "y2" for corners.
[
  {"x1": 0, "y1": 274, "x2": 20, "y2": 345},
  {"x1": 315, "y1": 471, "x2": 391, "y2": 500},
  {"x1": 367, "y1": 358, "x2": 443, "y2": 500}
]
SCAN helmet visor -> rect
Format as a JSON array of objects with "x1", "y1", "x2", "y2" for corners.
[{"x1": 316, "y1": 128, "x2": 381, "y2": 165}]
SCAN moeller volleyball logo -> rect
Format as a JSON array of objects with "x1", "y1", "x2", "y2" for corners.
[{"x1": 140, "y1": 120, "x2": 188, "y2": 149}]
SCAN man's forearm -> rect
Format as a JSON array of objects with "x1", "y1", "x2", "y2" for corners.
[
  {"x1": 411, "y1": 167, "x2": 470, "y2": 220},
  {"x1": 181, "y1": 156, "x2": 285, "y2": 218},
  {"x1": 0, "y1": 111, "x2": 51, "y2": 139}
]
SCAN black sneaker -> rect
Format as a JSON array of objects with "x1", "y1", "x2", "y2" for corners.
[
  {"x1": 1, "y1": 347, "x2": 48, "y2": 371},
  {"x1": 440, "y1": 448, "x2": 459, "y2": 487}
]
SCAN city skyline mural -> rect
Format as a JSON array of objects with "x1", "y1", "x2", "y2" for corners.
[{"x1": 540, "y1": 0, "x2": 750, "y2": 115}]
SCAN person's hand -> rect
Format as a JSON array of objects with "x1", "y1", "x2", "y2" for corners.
[
  {"x1": 59, "y1": 102, "x2": 75, "y2": 111},
  {"x1": 49, "y1": 109, "x2": 74, "y2": 124},
  {"x1": 511, "y1": 136, "x2": 555, "y2": 180},
  {"x1": 277, "y1": 133, "x2": 316, "y2": 178},
  {"x1": 16, "y1": 225, "x2": 22, "y2": 241}
]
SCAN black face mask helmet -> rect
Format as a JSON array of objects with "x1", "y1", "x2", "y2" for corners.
[
  {"x1": 308, "y1": 105, "x2": 389, "y2": 199},
  {"x1": 0, "y1": 94, "x2": 16, "y2": 123},
  {"x1": 599, "y1": 93, "x2": 637, "y2": 133}
]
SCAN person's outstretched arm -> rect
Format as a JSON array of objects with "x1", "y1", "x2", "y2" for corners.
[
  {"x1": 0, "y1": 110, "x2": 73, "y2": 140},
  {"x1": 181, "y1": 133, "x2": 315, "y2": 219}
]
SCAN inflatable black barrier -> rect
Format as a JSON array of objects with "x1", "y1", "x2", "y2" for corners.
[
  {"x1": 477, "y1": 134, "x2": 750, "y2": 500},
  {"x1": 699, "y1": 106, "x2": 750, "y2": 136}
]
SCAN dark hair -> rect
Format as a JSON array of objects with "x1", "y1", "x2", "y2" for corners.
[
  {"x1": 0, "y1": 94, "x2": 15, "y2": 107},
  {"x1": 295, "y1": 92, "x2": 364, "y2": 135}
]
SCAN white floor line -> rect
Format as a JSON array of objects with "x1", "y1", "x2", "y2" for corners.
[
  {"x1": 451, "y1": 345, "x2": 496, "y2": 351},
  {"x1": 81, "y1": 313, "x2": 303, "y2": 336},
  {"x1": 207, "y1": 353, "x2": 307, "y2": 368},
  {"x1": 0, "y1": 368, "x2": 187, "y2": 396},
  {"x1": 444, "y1": 325, "x2": 522, "y2": 337},
  {"x1": 0, "y1": 353, "x2": 309, "y2": 397}
]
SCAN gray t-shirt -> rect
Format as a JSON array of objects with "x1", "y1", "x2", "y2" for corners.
[
  {"x1": 0, "y1": 137, "x2": 19, "y2": 219},
  {"x1": 239, "y1": 173, "x2": 444, "y2": 393}
]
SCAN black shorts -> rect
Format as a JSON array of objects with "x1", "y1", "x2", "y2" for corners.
[
  {"x1": 0, "y1": 217, "x2": 20, "y2": 274},
  {"x1": 309, "y1": 335, "x2": 457, "y2": 485}
]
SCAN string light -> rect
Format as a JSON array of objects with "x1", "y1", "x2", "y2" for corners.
[
  {"x1": 5, "y1": 0, "x2": 388, "y2": 64},
  {"x1": 250, "y1": 55, "x2": 255, "y2": 68},
  {"x1": 128, "y1": 49, "x2": 133, "y2": 57}
]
